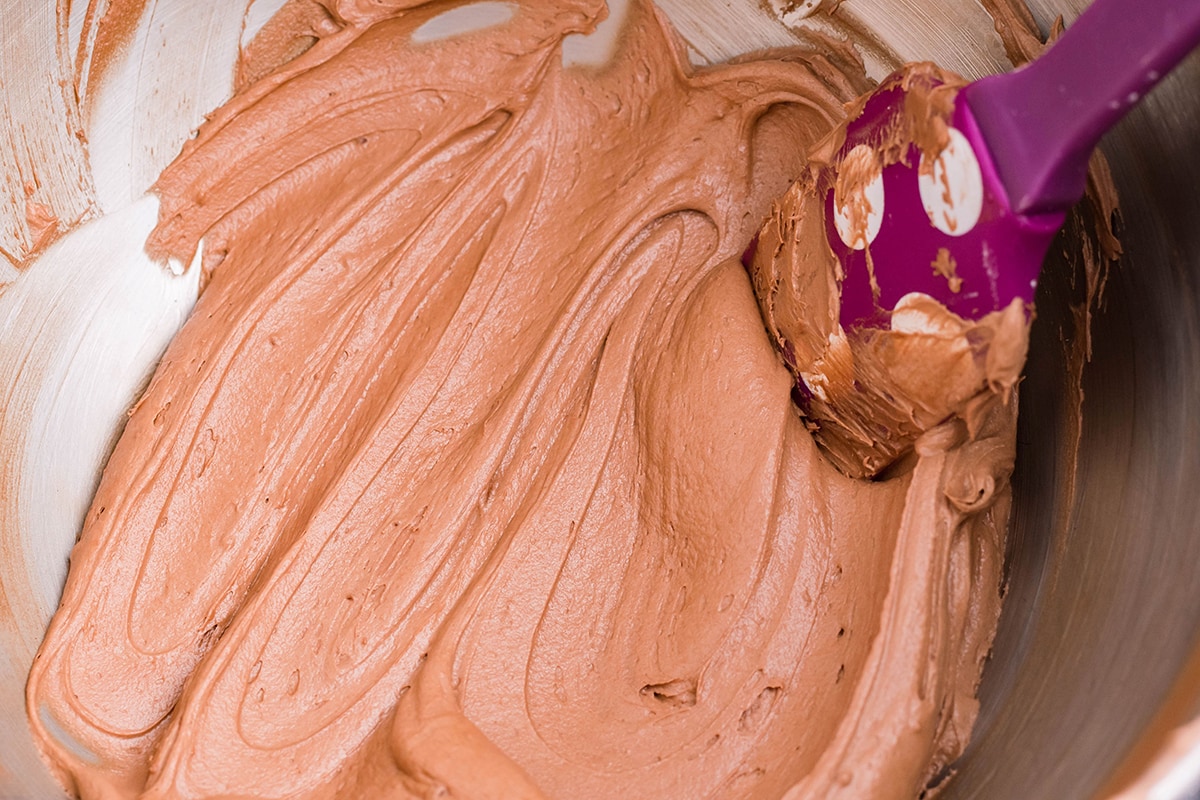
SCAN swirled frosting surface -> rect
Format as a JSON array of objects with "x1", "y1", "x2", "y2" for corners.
[{"x1": 27, "y1": 2, "x2": 1017, "y2": 797}]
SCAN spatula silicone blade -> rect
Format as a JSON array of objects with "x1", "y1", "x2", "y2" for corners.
[{"x1": 764, "y1": 0, "x2": 1200, "y2": 478}]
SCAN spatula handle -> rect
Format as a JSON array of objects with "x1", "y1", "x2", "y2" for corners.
[{"x1": 961, "y1": 0, "x2": 1200, "y2": 216}]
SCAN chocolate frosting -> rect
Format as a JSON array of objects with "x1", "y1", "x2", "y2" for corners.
[{"x1": 27, "y1": 2, "x2": 1017, "y2": 797}]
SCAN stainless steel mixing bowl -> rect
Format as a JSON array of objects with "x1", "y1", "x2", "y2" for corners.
[{"x1": 1, "y1": 1, "x2": 1197, "y2": 797}]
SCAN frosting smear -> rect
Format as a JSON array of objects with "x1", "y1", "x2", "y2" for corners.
[{"x1": 27, "y1": 1, "x2": 1017, "y2": 798}]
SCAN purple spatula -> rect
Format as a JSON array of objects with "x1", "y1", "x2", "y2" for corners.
[
  {"x1": 830, "y1": 0, "x2": 1200, "y2": 330},
  {"x1": 776, "y1": 0, "x2": 1200, "y2": 477}
]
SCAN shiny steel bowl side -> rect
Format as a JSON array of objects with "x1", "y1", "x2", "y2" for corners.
[
  {"x1": 947, "y1": 30, "x2": 1200, "y2": 800},
  {"x1": 1, "y1": 2, "x2": 1197, "y2": 798}
]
